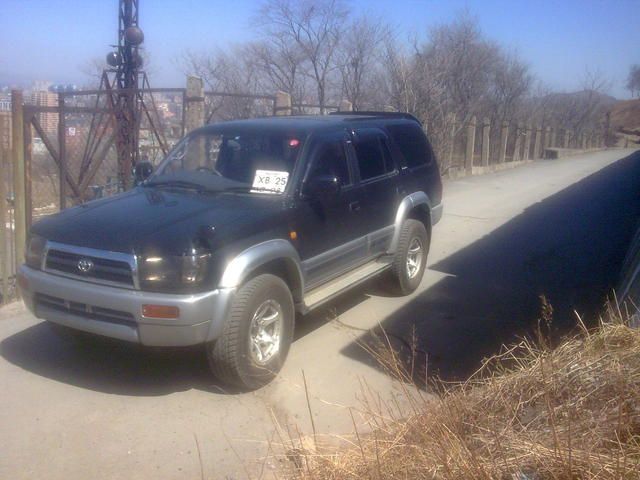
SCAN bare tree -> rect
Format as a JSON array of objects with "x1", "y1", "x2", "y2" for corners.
[
  {"x1": 256, "y1": 0, "x2": 348, "y2": 112},
  {"x1": 245, "y1": 39, "x2": 308, "y2": 104},
  {"x1": 336, "y1": 16, "x2": 387, "y2": 110},
  {"x1": 540, "y1": 68, "x2": 613, "y2": 138},
  {"x1": 180, "y1": 47, "x2": 268, "y2": 121},
  {"x1": 627, "y1": 64, "x2": 640, "y2": 98}
]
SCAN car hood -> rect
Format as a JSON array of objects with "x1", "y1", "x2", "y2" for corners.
[{"x1": 32, "y1": 187, "x2": 287, "y2": 255}]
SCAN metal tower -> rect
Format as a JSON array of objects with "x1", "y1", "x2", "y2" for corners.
[{"x1": 112, "y1": 0, "x2": 143, "y2": 189}]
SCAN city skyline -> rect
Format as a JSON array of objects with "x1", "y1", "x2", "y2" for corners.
[{"x1": 0, "y1": 0, "x2": 639, "y2": 98}]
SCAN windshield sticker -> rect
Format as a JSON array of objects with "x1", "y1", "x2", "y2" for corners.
[{"x1": 251, "y1": 170, "x2": 289, "y2": 194}]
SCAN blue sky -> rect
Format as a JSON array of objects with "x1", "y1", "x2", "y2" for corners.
[{"x1": 1, "y1": 0, "x2": 638, "y2": 98}]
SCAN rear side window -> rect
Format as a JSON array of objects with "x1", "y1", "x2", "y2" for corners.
[
  {"x1": 387, "y1": 123, "x2": 432, "y2": 169},
  {"x1": 353, "y1": 130, "x2": 395, "y2": 181}
]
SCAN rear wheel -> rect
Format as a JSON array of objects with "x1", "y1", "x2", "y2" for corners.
[
  {"x1": 207, "y1": 274, "x2": 294, "y2": 390},
  {"x1": 388, "y1": 219, "x2": 429, "y2": 295}
]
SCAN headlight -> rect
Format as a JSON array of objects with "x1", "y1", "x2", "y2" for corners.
[
  {"x1": 25, "y1": 235, "x2": 46, "y2": 269},
  {"x1": 138, "y1": 250, "x2": 211, "y2": 292}
]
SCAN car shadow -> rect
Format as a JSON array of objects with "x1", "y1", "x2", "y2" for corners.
[
  {"x1": 342, "y1": 151, "x2": 640, "y2": 383},
  {"x1": 0, "y1": 322, "x2": 244, "y2": 395}
]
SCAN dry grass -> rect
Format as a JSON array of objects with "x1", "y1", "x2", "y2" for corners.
[{"x1": 285, "y1": 303, "x2": 640, "y2": 479}]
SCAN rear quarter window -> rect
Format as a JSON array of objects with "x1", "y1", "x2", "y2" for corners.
[{"x1": 387, "y1": 123, "x2": 432, "y2": 169}]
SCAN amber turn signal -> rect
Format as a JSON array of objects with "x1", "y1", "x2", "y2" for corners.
[{"x1": 142, "y1": 304, "x2": 180, "y2": 319}]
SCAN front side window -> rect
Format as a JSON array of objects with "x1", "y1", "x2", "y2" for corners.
[
  {"x1": 151, "y1": 130, "x2": 305, "y2": 194},
  {"x1": 353, "y1": 130, "x2": 395, "y2": 181},
  {"x1": 307, "y1": 139, "x2": 351, "y2": 186}
]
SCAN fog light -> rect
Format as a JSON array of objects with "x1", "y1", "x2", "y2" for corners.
[{"x1": 142, "y1": 304, "x2": 180, "y2": 319}]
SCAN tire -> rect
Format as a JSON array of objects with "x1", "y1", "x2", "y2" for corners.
[
  {"x1": 388, "y1": 219, "x2": 429, "y2": 295},
  {"x1": 207, "y1": 274, "x2": 295, "y2": 390}
]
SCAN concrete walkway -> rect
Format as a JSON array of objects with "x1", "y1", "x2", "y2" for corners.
[{"x1": 1, "y1": 149, "x2": 639, "y2": 479}]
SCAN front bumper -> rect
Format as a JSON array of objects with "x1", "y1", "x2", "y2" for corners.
[{"x1": 18, "y1": 265, "x2": 234, "y2": 346}]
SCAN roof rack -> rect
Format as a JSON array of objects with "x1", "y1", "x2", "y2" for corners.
[{"x1": 329, "y1": 110, "x2": 421, "y2": 124}]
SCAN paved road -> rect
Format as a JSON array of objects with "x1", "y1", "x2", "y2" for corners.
[{"x1": 1, "y1": 149, "x2": 639, "y2": 479}]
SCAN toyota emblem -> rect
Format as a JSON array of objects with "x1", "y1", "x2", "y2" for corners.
[{"x1": 77, "y1": 258, "x2": 94, "y2": 273}]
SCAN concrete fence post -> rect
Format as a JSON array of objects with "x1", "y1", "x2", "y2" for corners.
[
  {"x1": 481, "y1": 117, "x2": 490, "y2": 166},
  {"x1": 544, "y1": 126, "x2": 551, "y2": 150},
  {"x1": 523, "y1": 124, "x2": 532, "y2": 161},
  {"x1": 581, "y1": 132, "x2": 587, "y2": 149},
  {"x1": 499, "y1": 120, "x2": 509, "y2": 163},
  {"x1": 533, "y1": 125, "x2": 542, "y2": 159},
  {"x1": 185, "y1": 76, "x2": 205, "y2": 132},
  {"x1": 465, "y1": 116, "x2": 476, "y2": 175},
  {"x1": 563, "y1": 129, "x2": 570, "y2": 148},
  {"x1": 0, "y1": 147, "x2": 8, "y2": 303},
  {"x1": 446, "y1": 113, "x2": 457, "y2": 170},
  {"x1": 11, "y1": 90, "x2": 26, "y2": 276},
  {"x1": 275, "y1": 91, "x2": 292, "y2": 116},
  {"x1": 512, "y1": 123, "x2": 522, "y2": 162},
  {"x1": 550, "y1": 127, "x2": 557, "y2": 148},
  {"x1": 338, "y1": 100, "x2": 353, "y2": 112}
]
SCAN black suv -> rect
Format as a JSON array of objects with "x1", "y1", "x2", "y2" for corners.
[{"x1": 18, "y1": 112, "x2": 443, "y2": 389}]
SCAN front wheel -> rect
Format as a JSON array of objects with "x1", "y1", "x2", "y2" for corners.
[
  {"x1": 387, "y1": 219, "x2": 429, "y2": 295},
  {"x1": 207, "y1": 274, "x2": 294, "y2": 390}
]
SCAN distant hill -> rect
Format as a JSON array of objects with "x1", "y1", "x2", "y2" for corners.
[
  {"x1": 608, "y1": 98, "x2": 640, "y2": 145},
  {"x1": 609, "y1": 98, "x2": 640, "y2": 131},
  {"x1": 546, "y1": 90, "x2": 619, "y2": 108}
]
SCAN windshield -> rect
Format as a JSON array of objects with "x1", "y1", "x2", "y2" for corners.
[{"x1": 150, "y1": 129, "x2": 305, "y2": 194}]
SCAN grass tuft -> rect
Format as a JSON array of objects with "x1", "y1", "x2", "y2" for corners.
[{"x1": 285, "y1": 302, "x2": 640, "y2": 479}]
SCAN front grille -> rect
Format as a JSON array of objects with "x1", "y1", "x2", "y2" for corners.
[
  {"x1": 45, "y1": 247, "x2": 135, "y2": 287},
  {"x1": 35, "y1": 293, "x2": 137, "y2": 328}
]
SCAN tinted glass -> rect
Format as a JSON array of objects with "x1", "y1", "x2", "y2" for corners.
[
  {"x1": 308, "y1": 140, "x2": 350, "y2": 185},
  {"x1": 387, "y1": 123, "x2": 431, "y2": 168},
  {"x1": 353, "y1": 132, "x2": 394, "y2": 181},
  {"x1": 154, "y1": 130, "x2": 304, "y2": 193}
]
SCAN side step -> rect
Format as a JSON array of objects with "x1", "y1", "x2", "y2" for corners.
[{"x1": 302, "y1": 259, "x2": 391, "y2": 312}]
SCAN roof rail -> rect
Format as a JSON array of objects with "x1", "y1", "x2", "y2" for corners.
[{"x1": 329, "y1": 110, "x2": 422, "y2": 125}]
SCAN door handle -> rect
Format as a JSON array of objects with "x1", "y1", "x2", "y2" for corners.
[{"x1": 349, "y1": 201, "x2": 361, "y2": 212}]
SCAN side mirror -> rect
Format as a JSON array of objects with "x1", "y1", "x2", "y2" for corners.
[
  {"x1": 133, "y1": 161, "x2": 154, "y2": 184},
  {"x1": 304, "y1": 174, "x2": 341, "y2": 198}
]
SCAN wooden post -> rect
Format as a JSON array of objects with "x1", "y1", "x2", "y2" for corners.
[
  {"x1": 11, "y1": 90, "x2": 26, "y2": 272},
  {"x1": 0, "y1": 147, "x2": 8, "y2": 303},
  {"x1": 481, "y1": 117, "x2": 490, "y2": 166},
  {"x1": 58, "y1": 94, "x2": 67, "y2": 209},
  {"x1": 465, "y1": 116, "x2": 476, "y2": 175},
  {"x1": 23, "y1": 117, "x2": 32, "y2": 228},
  {"x1": 533, "y1": 125, "x2": 542, "y2": 159},
  {"x1": 185, "y1": 75, "x2": 205, "y2": 132},
  {"x1": 499, "y1": 120, "x2": 509, "y2": 163},
  {"x1": 275, "y1": 91, "x2": 292, "y2": 116},
  {"x1": 512, "y1": 123, "x2": 522, "y2": 162}
]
